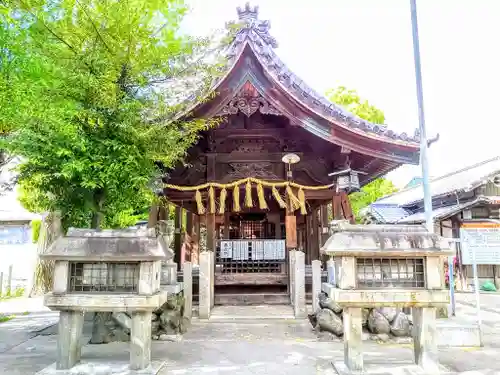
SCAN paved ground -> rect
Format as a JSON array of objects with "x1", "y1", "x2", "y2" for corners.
[{"x1": 1, "y1": 293, "x2": 500, "y2": 374}]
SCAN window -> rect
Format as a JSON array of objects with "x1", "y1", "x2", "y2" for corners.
[
  {"x1": 356, "y1": 257, "x2": 425, "y2": 288},
  {"x1": 68, "y1": 262, "x2": 139, "y2": 293}
]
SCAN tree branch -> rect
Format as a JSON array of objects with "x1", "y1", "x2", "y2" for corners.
[{"x1": 75, "y1": 0, "x2": 112, "y2": 54}]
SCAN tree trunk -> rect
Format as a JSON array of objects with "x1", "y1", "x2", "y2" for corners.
[{"x1": 28, "y1": 212, "x2": 63, "y2": 297}]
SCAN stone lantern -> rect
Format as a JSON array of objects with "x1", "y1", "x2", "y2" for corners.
[
  {"x1": 40, "y1": 227, "x2": 170, "y2": 373},
  {"x1": 320, "y1": 221, "x2": 454, "y2": 374}
]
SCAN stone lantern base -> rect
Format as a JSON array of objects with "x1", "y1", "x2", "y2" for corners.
[
  {"x1": 332, "y1": 361, "x2": 450, "y2": 375},
  {"x1": 36, "y1": 360, "x2": 166, "y2": 375}
]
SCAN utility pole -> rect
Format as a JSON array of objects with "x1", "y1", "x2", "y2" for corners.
[{"x1": 410, "y1": 0, "x2": 433, "y2": 233}]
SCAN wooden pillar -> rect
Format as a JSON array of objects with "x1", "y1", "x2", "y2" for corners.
[
  {"x1": 340, "y1": 192, "x2": 355, "y2": 224},
  {"x1": 158, "y1": 201, "x2": 169, "y2": 221},
  {"x1": 206, "y1": 213, "x2": 216, "y2": 252},
  {"x1": 305, "y1": 213, "x2": 312, "y2": 264},
  {"x1": 174, "y1": 206, "x2": 182, "y2": 267},
  {"x1": 193, "y1": 215, "x2": 201, "y2": 264},
  {"x1": 186, "y1": 211, "x2": 193, "y2": 235},
  {"x1": 223, "y1": 212, "x2": 230, "y2": 239},
  {"x1": 147, "y1": 205, "x2": 159, "y2": 228},
  {"x1": 332, "y1": 192, "x2": 355, "y2": 224},
  {"x1": 320, "y1": 204, "x2": 329, "y2": 245},
  {"x1": 332, "y1": 194, "x2": 343, "y2": 220},
  {"x1": 285, "y1": 212, "x2": 297, "y2": 251},
  {"x1": 268, "y1": 213, "x2": 280, "y2": 240},
  {"x1": 206, "y1": 153, "x2": 216, "y2": 253},
  {"x1": 276, "y1": 215, "x2": 282, "y2": 239},
  {"x1": 297, "y1": 226, "x2": 303, "y2": 251},
  {"x1": 311, "y1": 206, "x2": 320, "y2": 261}
]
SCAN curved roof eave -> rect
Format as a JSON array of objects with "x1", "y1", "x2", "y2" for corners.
[
  {"x1": 170, "y1": 41, "x2": 248, "y2": 123},
  {"x1": 173, "y1": 5, "x2": 421, "y2": 155},
  {"x1": 246, "y1": 42, "x2": 420, "y2": 150}
]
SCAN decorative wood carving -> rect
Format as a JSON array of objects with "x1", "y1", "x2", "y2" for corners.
[
  {"x1": 227, "y1": 162, "x2": 279, "y2": 180},
  {"x1": 216, "y1": 81, "x2": 281, "y2": 118},
  {"x1": 233, "y1": 143, "x2": 264, "y2": 153},
  {"x1": 216, "y1": 137, "x2": 282, "y2": 154}
]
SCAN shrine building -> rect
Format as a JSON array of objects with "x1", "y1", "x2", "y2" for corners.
[{"x1": 151, "y1": 4, "x2": 422, "y2": 304}]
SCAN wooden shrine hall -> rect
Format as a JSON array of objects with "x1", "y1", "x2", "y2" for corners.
[{"x1": 149, "y1": 4, "x2": 421, "y2": 303}]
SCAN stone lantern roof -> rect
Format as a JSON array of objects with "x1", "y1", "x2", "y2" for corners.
[
  {"x1": 41, "y1": 227, "x2": 170, "y2": 261},
  {"x1": 320, "y1": 221, "x2": 454, "y2": 257}
]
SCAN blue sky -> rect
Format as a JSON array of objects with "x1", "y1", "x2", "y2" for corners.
[{"x1": 183, "y1": 0, "x2": 500, "y2": 187}]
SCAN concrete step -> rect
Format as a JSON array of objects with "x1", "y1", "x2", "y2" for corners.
[{"x1": 214, "y1": 293, "x2": 290, "y2": 306}]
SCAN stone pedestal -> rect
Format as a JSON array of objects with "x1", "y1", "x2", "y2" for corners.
[
  {"x1": 311, "y1": 260, "x2": 321, "y2": 312},
  {"x1": 199, "y1": 252, "x2": 212, "y2": 319},
  {"x1": 289, "y1": 250, "x2": 296, "y2": 304},
  {"x1": 413, "y1": 307, "x2": 440, "y2": 373},
  {"x1": 183, "y1": 262, "x2": 193, "y2": 319},
  {"x1": 57, "y1": 311, "x2": 84, "y2": 370},
  {"x1": 326, "y1": 258, "x2": 335, "y2": 285},
  {"x1": 293, "y1": 251, "x2": 306, "y2": 318},
  {"x1": 210, "y1": 251, "x2": 215, "y2": 308},
  {"x1": 342, "y1": 307, "x2": 363, "y2": 373},
  {"x1": 130, "y1": 311, "x2": 152, "y2": 371}
]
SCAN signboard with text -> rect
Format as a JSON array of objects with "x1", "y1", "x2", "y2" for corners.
[
  {"x1": 460, "y1": 222, "x2": 500, "y2": 265},
  {"x1": 0, "y1": 226, "x2": 30, "y2": 245}
]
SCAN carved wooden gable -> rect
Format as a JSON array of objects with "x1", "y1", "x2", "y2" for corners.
[{"x1": 215, "y1": 81, "x2": 281, "y2": 118}]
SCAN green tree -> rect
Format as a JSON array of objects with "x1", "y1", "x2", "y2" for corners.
[
  {"x1": 326, "y1": 87, "x2": 398, "y2": 221},
  {"x1": 1, "y1": 0, "x2": 228, "y2": 229},
  {"x1": 326, "y1": 86, "x2": 385, "y2": 125}
]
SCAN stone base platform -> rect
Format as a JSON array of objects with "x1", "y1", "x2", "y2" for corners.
[
  {"x1": 35, "y1": 361, "x2": 166, "y2": 375},
  {"x1": 332, "y1": 361, "x2": 451, "y2": 375},
  {"x1": 436, "y1": 321, "x2": 482, "y2": 347}
]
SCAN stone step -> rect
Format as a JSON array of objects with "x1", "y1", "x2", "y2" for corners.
[
  {"x1": 206, "y1": 305, "x2": 297, "y2": 321},
  {"x1": 214, "y1": 292, "x2": 290, "y2": 306}
]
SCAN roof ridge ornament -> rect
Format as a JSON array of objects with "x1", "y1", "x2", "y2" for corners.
[
  {"x1": 237, "y1": 3, "x2": 259, "y2": 21},
  {"x1": 232, "y1": 3, "x2": 278, "y2": 48}
]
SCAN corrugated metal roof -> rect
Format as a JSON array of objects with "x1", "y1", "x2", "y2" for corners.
[{"x1": 375, "y1": 156, "x2": 500, "y2": 206}]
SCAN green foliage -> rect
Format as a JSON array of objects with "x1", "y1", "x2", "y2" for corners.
[
  {"x1": 0, "y1": 315, "x2": 14, "y2": 323},
  {"x1": 31, "y1": 219, "x2": 42, "y2": 243},
  {"x1": 326, "y1": 87, "x2": 397, "y2": 221},
  {"x1": 0, "y1": 286, "x2": 25, "y2": 300},
  {"x1": 348, "y1": 179, "x2": 398, "y2": 221},
  {"x1": 326, "y1": 86, "x2": 385, "y2": 125},
  {"x1": 1, "y1": 0, "x2": 228, "y2": 229}
]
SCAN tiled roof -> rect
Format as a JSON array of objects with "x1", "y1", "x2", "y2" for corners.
[
  {"x1": 404, "y1": 177, "x2": 423, "y2": 189},
  {"x1": 177, "y1": 4, "x2": 421, "y2": 147},
  {"x1": 226, "y1": 4, "x2": 421, "y2": 145},
  {"x1": 375, "y1": 156, "x2": 500, "y2": 207},
  {"x1": 397, "y1": 196, "x2": 493, "y2": 224},
  {"x1": 363, "y1": 204, "x2": 410, "y2": 224}
]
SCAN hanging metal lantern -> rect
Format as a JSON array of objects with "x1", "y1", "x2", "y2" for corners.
[{"x1": 328, "y1": 168, "x2": 367, "y2": 193}]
